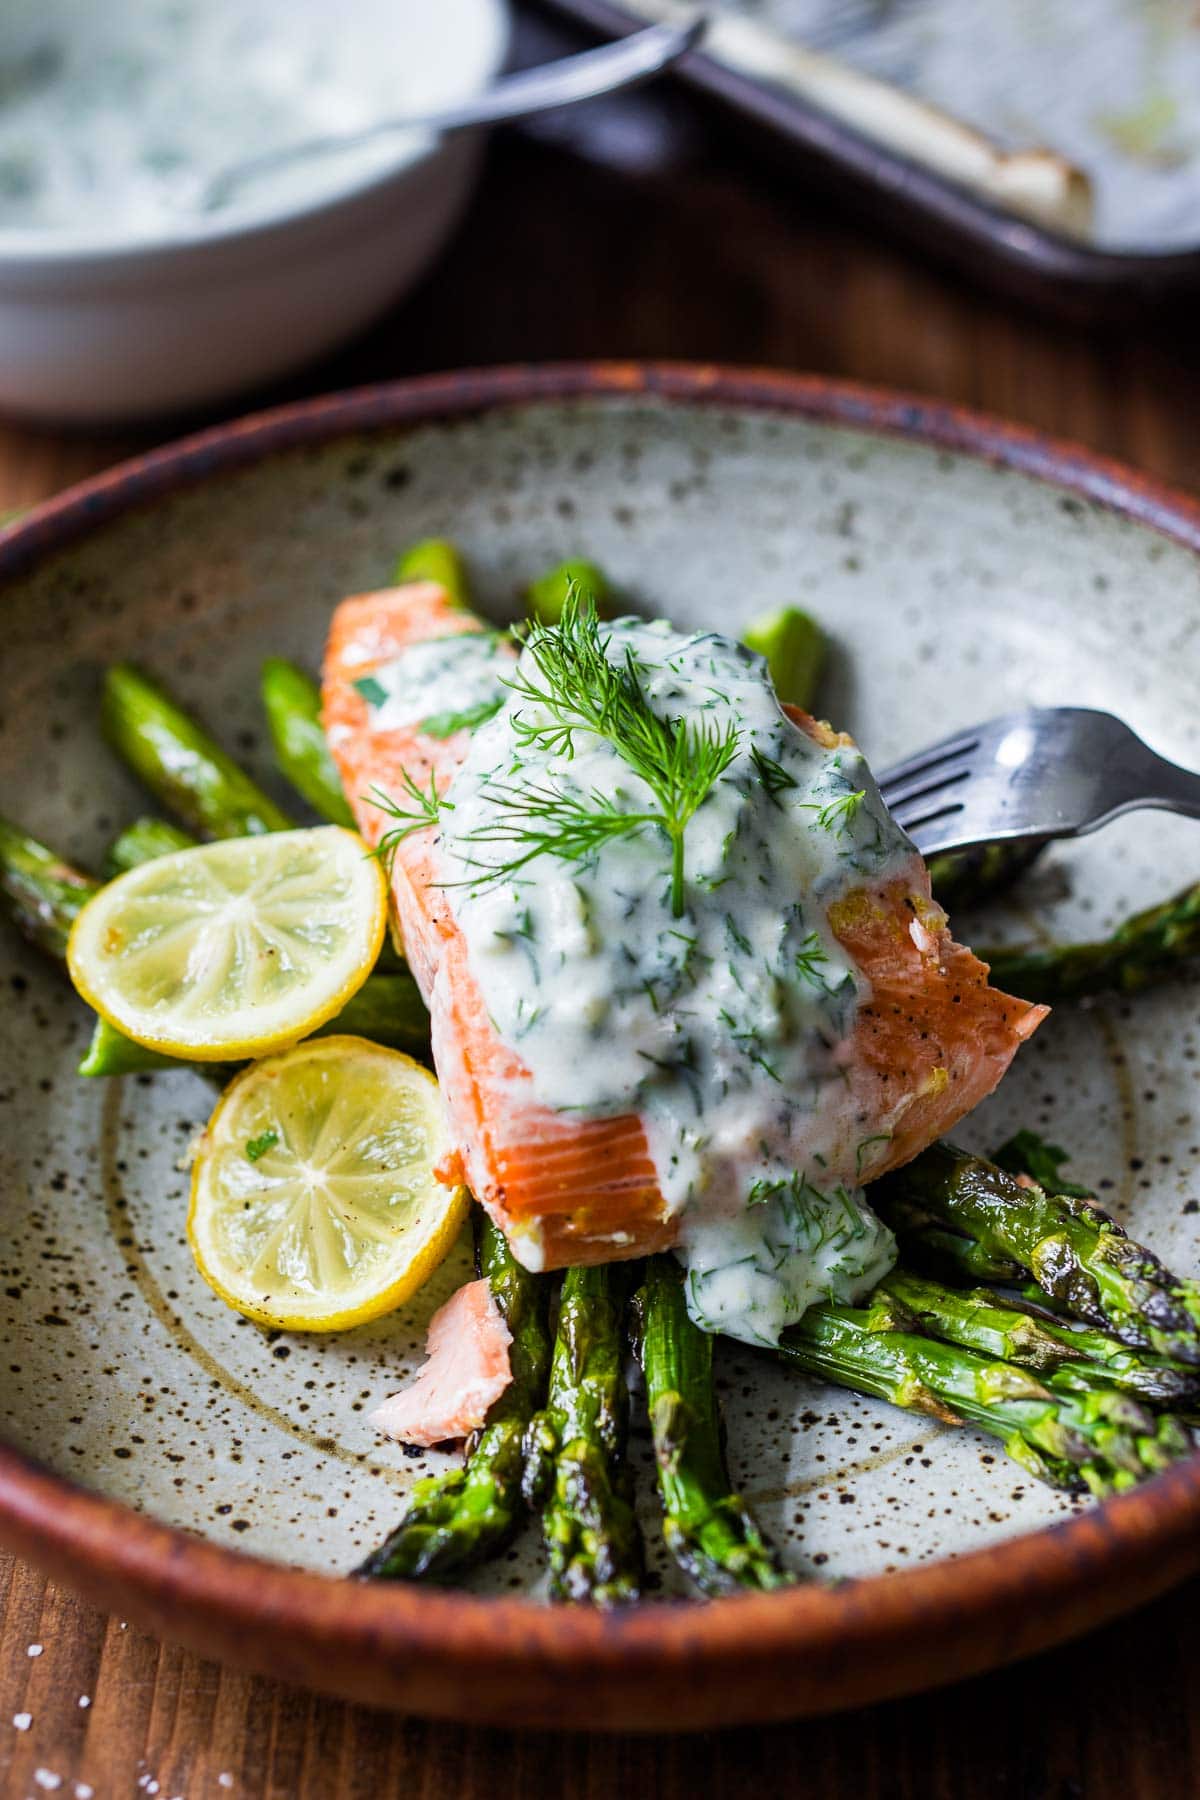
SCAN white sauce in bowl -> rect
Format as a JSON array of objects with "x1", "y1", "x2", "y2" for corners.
[{"x1": 0, "y1": 0, "x2": 494, "y2": 241}]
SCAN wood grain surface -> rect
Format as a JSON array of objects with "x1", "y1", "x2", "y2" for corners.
[{"x1": 1, "y1": 109, "x2": 1199, "y2": 1796}]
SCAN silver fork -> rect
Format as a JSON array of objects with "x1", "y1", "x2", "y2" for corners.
[{"x1": 876, "y1": 708, "x2": 1200, "y2": 858}]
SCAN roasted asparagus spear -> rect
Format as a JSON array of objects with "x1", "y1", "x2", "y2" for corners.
[
  {"x1": 983, "y1": 877, "x2": 1200, "y2": 1004},
  {"x1": 102, "y1": 663, "x2": 292, "y2": 838},
  {"x1": 879, "y1": 1142, "x2": 1200, "y2": 1365},
  {"x1": 0, "y1": 816, "x2": 95, "y2": 959},
  {"x1": 260, "y1": 659, "x2": 354, "y2": 828},
  {"x1": 394, "y1": 537, "x2": 471, "y2": 609},
  {"x1": 526, "y1": 558, "x2": 613, "y2": 627},
  {"x1": 105, "y1": 816, "x2": 195, "y2": 876},
  {"x1": 881, "y1": 1270, "x2": 1199, "y2": 1407},
  {"x1": 637, "y1": 1257, "x2": 789, "y2": 1595},
  {"x1": 742, "y1": 603, "x2": 826, "y2": 712},
  {"x1": 358, "y1": 1213, "x2": 551, "y2": 1582},
  {"x1": 777, "y1": 1287, "x2": 1194, "y2": 1497},
  {"x1": 524, "y1": 1264, "x2": 642, "y2": 1606}
]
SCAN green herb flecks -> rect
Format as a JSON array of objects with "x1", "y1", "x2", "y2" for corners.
[
  {"x1": 475, "y1": 586, "x2": 739, "y2": 918},
  {"x1": 807, "y1": 788, "x2": 865, "y2": 834},
  {"x1": 419, "y1": 697, "x2": 505, "y2": 740},
  {"x1": 353, "y1": 675, "x2": 389, "y2": 708},
  {"x1": 856, "y1": 1132, "x2": 893, "y2": 1179},
  {"x1": 793, "y1": 930, "x2": 829, "y2": 986},
  {"x1": 369, "y1": 773, "x2": 447, "y2": 876},
  {"x1": 245, "y1": 1129, "x2": 279, "y2": 1162},
  {"x1": 749, "y1": 745, "x2": 799, "y2": 804}
]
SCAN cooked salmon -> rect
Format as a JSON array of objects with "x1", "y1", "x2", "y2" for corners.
[
  {"x1": 370, "y1": 1277, "x2": 513, "y2": 1447},
  {"x1": 324, "y1": 582, "x2": 1046, "y2": 1272}
]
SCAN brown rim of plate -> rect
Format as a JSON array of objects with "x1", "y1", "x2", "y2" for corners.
[{"x1": 2, "y1": 362, "x2": 1199, "y2": 1732}]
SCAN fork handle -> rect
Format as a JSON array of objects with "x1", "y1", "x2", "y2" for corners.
[{"x1": 1118, "y1": 751, "x2": 1200, "y2": 826}]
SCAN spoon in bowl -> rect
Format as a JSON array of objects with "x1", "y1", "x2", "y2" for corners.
[{"x1": 194, "y1": 17, "x2": 707, "y2": 214}]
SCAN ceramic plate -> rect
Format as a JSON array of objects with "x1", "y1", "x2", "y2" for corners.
[{"x1": 2, "y1": 365, "x2": 1199, "y2": 1730}]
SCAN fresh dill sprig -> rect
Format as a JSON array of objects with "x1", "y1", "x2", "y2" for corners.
[
  {"x1": 805, "y1": 788, "x2": 866, "y2": 834},
  {"x1": 367, "y1": 772, "x2": 446, "y2": 876},
  {"x1": 455, "y1": 777, "x2": 661, "y2": 885},
  {"x1": 484, "y1": 584, "x2": 740, "y2": 917}
]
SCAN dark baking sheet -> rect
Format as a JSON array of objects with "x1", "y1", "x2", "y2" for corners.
[{"x1": 534, "y1": 0, "x2": 1200, "y2": 319}]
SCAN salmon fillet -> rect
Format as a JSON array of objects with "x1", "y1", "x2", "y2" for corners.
[
  {"x1": 370, "y1": 1277, "x2": 512, "y2": 1447},
  {"x1": 324, "y1": 583, "x2": 1046, "y2": 1270}
]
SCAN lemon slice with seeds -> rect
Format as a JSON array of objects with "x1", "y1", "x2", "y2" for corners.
[
  {"x1": 67, "y1": 826, "x2": 385, "y2": 1061},
  {"x1": 188, "y1": 1036, "x2": 468, "y2": 1330}
]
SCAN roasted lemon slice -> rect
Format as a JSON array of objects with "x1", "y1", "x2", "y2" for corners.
[
  {"x1": 67, "y1": 826, "x2": 385, "y2": 1061},
  {"x1": 187, "y1": 1036, "x2": 468, "y2": 1330}
]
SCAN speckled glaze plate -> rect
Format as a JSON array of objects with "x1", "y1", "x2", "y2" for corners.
[{"x1": 2, "y1": 364, "x2": 1200, "y2": 1731}]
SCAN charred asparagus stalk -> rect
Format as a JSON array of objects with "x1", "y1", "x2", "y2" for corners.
[
  {"x1": 0, "y1": 816, "x2": 95, "y2": 959},
  {"x1": 742, "y1": 603, "x2": 826, "y2": 712},
  {"x1": 526, "y1": 558, "x2": 613, "y2": 627},
  {"x1": 259, "y1": 659, "x2": 355, "y2": 828},
  {"x1": 105, "y1": 816, "x2": 194, "y2": 877},
  {"x1": 101, "y1": 663, "x2": 293, "y2": 838},
  {"x1": 879, "y1": 1142, "x2": 1200, "y2": 1365},
  {"x1": 777, "y1": 1289, "x2": 1194, "y2": 1496},
  {"x1": 881, "y1": 1270, "x2": 1200, "y2": 1407},
  {"x1": 75, "y1": 970, "x2": 430, "y2": 1077},
  {"x1": 394, "y1": 538, "x2": 471, "y2": 609},
  {"x1": 881, "y1": 1134, "x2": 1102, "y2": 1288},
  {"x1": 106, "y1": 661, "x2": 406, "y2": 965},
  {"x1": 524, "y1": 1264, "x2": 642, "y2": 1605},
  {"x1": 983, "y1": 877, "x2": 1200, "y2": 1004},
  {"x1": 881, "y1": 1195, "x2": 1022, "y2": 1287},
  {"x1": 637, "y1": 1257, "x2": 789, "y2": 1595},
  {"x1": 357, "y1": 1213, "x2": 551, "y2": 1582}
]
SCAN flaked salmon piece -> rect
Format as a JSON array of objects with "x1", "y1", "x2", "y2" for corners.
[
  {"x1": 370, "y1": 1278, "x2": 513, "y2": 1448},
  {"x1": 324, "y1": 583, "x2": 1046, "y2": 1271}
]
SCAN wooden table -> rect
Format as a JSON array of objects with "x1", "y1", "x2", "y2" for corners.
[{"x1": 2, "y1": 112, "x2": 1199, "y2": 1797}]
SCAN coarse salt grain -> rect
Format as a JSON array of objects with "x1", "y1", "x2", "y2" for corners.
[
  {"x1": 26, "y1": 1644, "x2": 43, "y2": 1658},
  {"x1": 75, "y1": 1785, "x2": 94, "y2": 1800},
  {"x1": 77, "y1": 1697, "x2": 90, "y2": 1710},
  {"x1": 12, "y1": 1713, "x2": 32, "y2": 1731},
  {"x1": 34, "y1": 1771, "x2": 62, "y2": 1791},
  {"x1": 218, "y1": 1777, "x2": 234, "y2": 1790}
]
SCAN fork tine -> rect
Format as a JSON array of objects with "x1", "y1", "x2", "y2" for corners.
[
  {"x1": 881, "y1": 761, "x2": 974, "y2": 815},
  {"x1": 899, "y1": 806, "x2": 986, "y2": 856},
  {"x1": 876, "y1": 730, "x2": 982, "y2": 797},
  {"x1": 889, "y1": 802, "x2": 968, "y2": 843},
  {"x1": 876, "y1": 705, "x2": 1200, "y2": 861}
]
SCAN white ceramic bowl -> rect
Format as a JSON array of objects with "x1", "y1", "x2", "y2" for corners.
[{"x1": 0, "y1": 0, "x2": 509, "y2": 423}]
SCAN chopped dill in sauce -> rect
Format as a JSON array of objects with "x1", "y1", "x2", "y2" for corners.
[{"x1": 363, "y1": 605, "x2": 918, "y2": 1346}]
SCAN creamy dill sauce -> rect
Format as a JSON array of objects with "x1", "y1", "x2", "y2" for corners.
[
  {"x1": 0, "y1": 2, "x2": 430, "y2": 236},
  {"x1": 362, "y1": 617, "x2": 916, "y2": 1346},
  {"x1": 355, "y1": 633, "x2": 510, "y2": 736}
]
